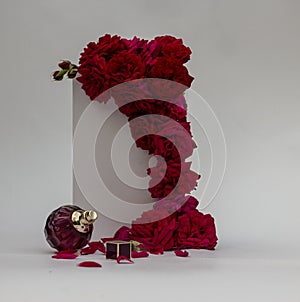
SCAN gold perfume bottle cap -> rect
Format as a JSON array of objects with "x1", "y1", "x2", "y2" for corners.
[{"x1": 72, "y1": 210, "x2": 98, "y2": 233}]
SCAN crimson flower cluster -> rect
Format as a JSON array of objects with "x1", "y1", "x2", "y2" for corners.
[{"x1": 73, "y1": 34, "x2": 217, "y2": 252}]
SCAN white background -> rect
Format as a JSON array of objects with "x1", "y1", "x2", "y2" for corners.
[{"x1": 0, "y1": 1, "x2": 299, "y2": 301}]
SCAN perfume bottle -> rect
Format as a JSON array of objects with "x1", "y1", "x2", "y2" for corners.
[{"x1": 44, "y1": 205, "x2": 97, "y2": 251}]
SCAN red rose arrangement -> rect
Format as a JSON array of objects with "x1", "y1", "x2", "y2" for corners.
[{"x1": 53, "y1": 34, "x2": 217, "y2": 254}]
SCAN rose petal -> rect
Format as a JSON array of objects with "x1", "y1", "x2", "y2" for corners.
[
  {"x1": 174, "y1": 250, "x2": 189, "y2": 257},
  {"x1": 78, "y1": 261, "x2": 102, "y2": 268},
  {"x1": 52, "y1": 253, "x2": 78, "y2": 259},
  {"x1": 116, "y1": 256, "x2": 134, "y2": 264},
  {"x1": 131, "y1": 250, "x2": 149, "y2": 258},
  {"x1": 80, "y1": 246, "x2": 97, "y2": 255},
  {"x1": 88, "y1": 241, "x2": 106, "y2": 254}
]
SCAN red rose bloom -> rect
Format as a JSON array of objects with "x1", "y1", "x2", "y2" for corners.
[
  {"x1": 129, "y1": 115, "x2": 165, "y2": 154},
  {"x1": 121, "y1": 94, "x2": 187, "y2": 121},
  {"x1": 105, "y1": 51, "x2": 146, "y2": 88},
  {"x1": 79, "y1": 34, "x2": 126, "y2": 65},
  {"x1": 176, "y1": 210, "x2": 218, "y2": 250},
  {"x1": 147, "y1": 58, "x2": 194, "y2": 100},
  {"x1": 153, "y1": 195, "x2": 199, "y2": 214},
  {"x1": 118, "y1": 100, "x2": 187, "y2": 122},
  {"x1": 77, "y1": 56, "x2": 108, "y2": 100},
  {"x1": 118, "y1": 99, "x2": 163, "y2": 119},
  {"x1": 77, "y1": 34, "x2": 127, "y2": 100},
  {"x1": 111, "y1": 81, "x2": 153, "y2": 109},
  {"x1": 148, "y1": 57, "x2": 193, "y2": 87},
  {"x1": 153, "y1": 120, "x2": 196, "y2": 160},
  {"x1": 154, "y1": 35, "x2": 192, "y2": 64},
  {"x1": 128, "y1": 114, "x2": 194, "y2": 159},
  {"x1": 129, "y1": 114, "x2": 174, "y2": 154},
  {"x1": 123, "y1": 36, "x2": 148, "y2": 55},
  {"x1": 148, "y1": 159, "x2": 200, "y2": 198},
  {"x1": 130, "y1": 209, "x2": 177, "y2": 253},
  {"x1": 164, "y1": 102, "x2": 187, "y2": 122}
]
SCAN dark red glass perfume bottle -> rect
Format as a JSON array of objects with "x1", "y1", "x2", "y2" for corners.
[{"x1": 44, "y1": 205, "x2": 97, "y2": 251}]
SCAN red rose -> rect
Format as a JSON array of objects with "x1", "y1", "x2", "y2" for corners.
[
  {"x1": 143, "y1": 36, "x2": 192, "y2": 66},
  {"x1": 111, "y1": 80, "x2": 153, "y2": 109},
  {"x1": 77, "y1": 34, "x2": 126, "y2": 100},
  {"x1": 147, "y1": 58, "x2": 194, "y2": 100},
  {"x1": 148, "y1": 57, "x2": 193, "y2": 87},
  {"x1": 105, "y1": 51, "x2": 146, "y2": 88},
  {"x1": 118, "y1": 100, "x2": 163, "y2": 119},
  {"x1": 128, "y1": 114, "x2": 194, "y2": 159},
  {"x1": 154, "y1": 35, "x2": 192, "y2": 64},
  {"x1": 135, "y1": 135, "x2": 156, "y2": 154},
  {"x1": 153, "y1": 120, "x2": 196, "y2": 160},
  {"x1": 123, "y1": 36, "x2": 148, "y2": 55},
  {"x1": 153, "y1": 195, "x2": 199, "y2": 214},
  {"x1": 129, "y1": 114, "x2": 173, "y2": 154},
  {"x1": 129, "y1": 115, "x2": 166, "y2": 154},
  {"x1": 122, "y1": 94, "x2": 188, "y2": 121},
  {"x1": 130, "y1": 209, "x2": 177, "y2": 253},
  {"x1": 77, "y1": 56, "x2": 108, "y2": 100},
  {"x1": 118, "y1": 99, "x2": 186, "y2": 122},
  {"x1": 140, "y1": 40, "x2": 160, "y2": 65},
  {"x1": 164, "y1": 101, "x2": 187, "y2": 122},
  {"x1": 148, "y1": 159, "x2": 200, "y2": 198},
  {"x1": 123, "y1": 39, "x2": 162, "y2": 66},
  {"x1": 153, "y1": 137, "x2": 180, "y2": 162},
  {"x1": 176, "y1": 210, "x2": 218, "y2": 250},
  {"x1": 79, "y1": 34, "x2": 125, "y2": 65}
]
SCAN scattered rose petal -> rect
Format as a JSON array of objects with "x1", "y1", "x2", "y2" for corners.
[
  {"x1": 80, "y1": 246, "x2": 97, "y2": 255},
  {"x1": 52, "y1": 253, "x2": 78, "y2": 259},
  {"x1": 52, "y1": 249, "x2": 79, "y2": 259},
  {"x1": 174, "y1": 250, "x2": 189, "y2": 257},
  {"x1": 131, "y1": 250, "x2": 149, "y2": 258},
  {"x1": 89, "y1": 241, "x2": 105, "y2": 254},
  {"x1": 117, "y1": 256, "x2": 134, "y2": 264},
  {"x1": 78, "y1": 261, "x2": 102, "y2": 268}
]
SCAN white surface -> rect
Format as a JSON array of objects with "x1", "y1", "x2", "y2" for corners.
[
  {"x1": 1, "y1": 0, "x2": 300, "y2": 301},
  {"x1": 1, "y1": 247, "x2": 299, "y2": 302}
]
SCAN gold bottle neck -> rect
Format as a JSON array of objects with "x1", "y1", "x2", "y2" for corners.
[{"x1": 72, "y1": 210, "x2": 97, "y2": 233}]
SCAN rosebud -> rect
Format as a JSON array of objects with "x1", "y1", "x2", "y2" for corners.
[
  {"x1": 58, "y1": 60, "x2": 71, "y2": 70},
  {"x1": 53, "y1": 70, "x2": 66, "y2": 81},
  {"x1": 67, "y1": 68, "x2": 78, "y2": 79}
]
